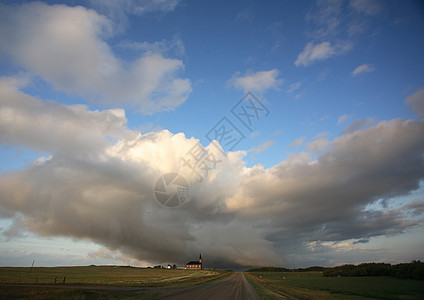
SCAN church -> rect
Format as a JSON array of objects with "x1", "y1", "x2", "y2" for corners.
[{"x1": 186, "y1": 254, "x2": 202, "y2": 270}]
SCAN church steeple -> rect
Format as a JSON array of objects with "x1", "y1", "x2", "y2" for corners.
[{"x1": 186, "y1": 254, "x2": 203, "y2": 270}]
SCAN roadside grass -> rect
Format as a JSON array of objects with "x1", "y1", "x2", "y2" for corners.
[
  {"x1": 0, "y1": 285, "x2": 159, "y2": 300},
  {"x1": 248, "y1": 271, "x2": 424, "y2": 300},
  {"x1": 194, "y1": 270, "x2": 233, "y2": 285},
  {"x1": 0, "y1": 266, "x2": 227, "y2": 287},
  {"x1": 244, "y1": 272, "x2": 287, "y2": 300}
]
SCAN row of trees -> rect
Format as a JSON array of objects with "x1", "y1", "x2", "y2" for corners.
[
  {"x1": 248, "y1": 266, "x2": 326, "y2": 273},
  {"x1": 249, "y1": 261, "x2": 424, "y2": 280},
  {"x1": 323, "y1": 261, "x2": 424, "y2": 280},
  {"x1": 151, "y1": 264, "x2": 177, "y2": 269},
  {"x1": 248, "y1": 267, "x2": 290, "y2": 272}
]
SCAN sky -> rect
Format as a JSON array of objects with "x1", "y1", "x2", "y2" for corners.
[{"x1": 0, "y1": 0, "x2": 423, "y2": 269}]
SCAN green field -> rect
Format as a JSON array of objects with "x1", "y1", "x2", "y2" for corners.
[
  {"x1": 247, "y1": 271, "x2": 424, "y2": 300},
  {"x1": 0, "y1": 266, "x2": 227, "y2": 287}
]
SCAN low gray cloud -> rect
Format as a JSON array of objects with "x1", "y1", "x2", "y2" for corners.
[{"x1": 353, "y1": 239, "x2": 370, "y2": 244}]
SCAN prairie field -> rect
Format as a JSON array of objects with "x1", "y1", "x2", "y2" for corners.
[
  {"x1": 247, "y1": 271, "x2": 424, "y2": 300},
  {"x1": 0, "y1": 265, "x2": 226, "y2": 287},
  {"x1": 0, "y1": 266, "x2": 231, "y2": 299},
  {"x1": 0, "y1": 285, "x2": 159, "y2": 300}
]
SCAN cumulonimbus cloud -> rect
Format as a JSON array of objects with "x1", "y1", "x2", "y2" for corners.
[
  {"x1": 1, "y1": 77, "x2": 424, "y2": 268},
  {"x1": 0, "y1": 2, "x2": 191, "y2": 114}
]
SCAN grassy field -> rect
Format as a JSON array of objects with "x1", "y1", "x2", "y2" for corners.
[
  {"x1": 244, "y1": 272, "x2": 289, "y2": 300},
  {"x1": 0, "y1": 266, "x2": 228, "y2": 287},
  {"x1": 0, "y1": 285, "x2": 160, "y2": 300},
  {"x1": 0, "y1": 266, "x2": 231, "y2": 299},
  {"x1": 247, "y1": 271, "x2": 424, "y2": 300}
]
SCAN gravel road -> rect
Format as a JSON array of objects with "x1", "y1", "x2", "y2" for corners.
[{"x1": 156, "y1": 272, "x2": 261, "y2": 300}]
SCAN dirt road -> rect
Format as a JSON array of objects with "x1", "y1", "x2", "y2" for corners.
[{"x1": 157, "y1": 272, "x2": 261, "y2": 300}]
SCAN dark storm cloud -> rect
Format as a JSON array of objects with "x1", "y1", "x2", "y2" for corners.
[
  {"x1": 1, "y1": 77, "x2": 424, "y2": 268},
  {"x1": 226, "y1": 117, "x2": 424, "y2": 253}
]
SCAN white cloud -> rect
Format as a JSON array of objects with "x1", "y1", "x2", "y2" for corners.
[
  {"x1": 248, "y1": 140, "x2": 275, "y2": 153},
  {"x1": 271, "y1": 130, "x2": 283, "y2": 136},
  {"x1": 90, "y1": 0, "x2": 180, "y2": 15},
  {"x1": 320, "y1": 115, "x2": 330, "y2": 121},
  {"x1": 0, "y1": 77, "x2": 127, "y2": 155},
  {"x1": 348, "y1": 21, "x2": 367, "y2": 36},
  {"x1": 337, "y1": 114, "x2": 350, "y2": 124},
  {"x1": 266, "y1": 21, "x2": 283, "y2": 34},
  {"x1": 229, "y1": 69, "x2": 283, "y2": 93},
  {"x1": 315, "y1": 132, "x2": 330, "y2": 138},
  {"x1": 287, "y1": 82, "x2": 301, "y2": 93},
  {"x1": 341, "y1": 118, "x2": 375, "y2": 134},
  {"x1": 289, "y1": 137, "x2": 305, "y2": 147},
  {"x1": 235, "y1": 8, "x2": 253, "y2": 22},
  {"x1": 118, "y1": 36, "x2": 185, "y2": 57},
  {"x1": 307, "y1": 138, "x2": 329, "y2": 152},
  {"x1": 305, "y1": 0, "x2": 343, "y2": 39},
  {"x1": 405, "y1": 88, "x2": 424, "y2": 117},
  {"x1": 89, "y1": 0, "x2": 180, "y2": 30},
  {"x1": 0, "y1": 2, "x2": 191, "y2": 114},
  {"x1": 350, "y1": 0, "x2": 383, "y2": 15},
  {"x1": 352, "y1": 64, "x2": 375, "y2": 76},
  {"x1": 295, "y1": 41, "x2": 352, "y2": 67},
  {"x1": 302, "y1": 0, "x2": 383, "y2": 68},
  {"x1": 295, "y1": 41, "x2": 334, "y2": 66}
]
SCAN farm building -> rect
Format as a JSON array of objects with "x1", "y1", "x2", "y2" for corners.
[{"x1": 186, "y1": 254, "x2": 202, "y2": 270}]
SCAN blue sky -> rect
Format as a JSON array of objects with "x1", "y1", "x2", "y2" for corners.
[{"x1": 0, "y1": 0, "x2": 423, "y2": 268}]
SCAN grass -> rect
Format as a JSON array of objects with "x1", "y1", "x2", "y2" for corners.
[
  {"x1": 247, "y1": 271, "x2": 424, "y2": 300},
  {"x1": 0, "y1": 266, "x2": 231, "y2": 299},
  {"x1": 0, "y1": 266, "x2": 227, "y2": 287},
  {"x1": 0, "y1": 285, "x2": 160, "y2": 300},
  {"x1": 195, "y1": 269, "x2": 233, "y2": 285},
  {"x1": 244, "y1": 272, "x2": 287, "y2": 299}
]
